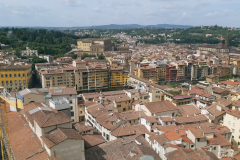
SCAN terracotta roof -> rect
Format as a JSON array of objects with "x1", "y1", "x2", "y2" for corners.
[
  {"x1": 30, "y1": 108, "x2": 71, "y2": 128},
  {"x1": 182, "y1": 137, "x2": 194, "y2": 144},
  {"x1": 165, "y1": 148, "x2": 219, "y2": 160},
  {"x1": 174, "y1": 115, "x2": 208, "y2": 124},
  {"x1": 189, "y1": 128, "x2": 206, "y2": 138},
  {"x1": 85, "y1": 135, "x2": 161, "y2": 160},
  {"x1": 173, "y1": 95, "x2": 191, "y2": 100},
  {"x1": 213, "y1": 87, "x2": 228, "y2": 94},
  {"x1": 7, "y1": 111, "x2": 51, "y2": 160},
  {"x1": 189, "y1": 88, "x2": 205, "y2": 95},
  {"x1": 73, "y1": 123, "x2": 94, "y2": 133},
  {"x1": 132, "y1": 124, "x2": 152, "y2": 135},
  {"x1": 41, "y1": 128, "x2": 83, "y2": 148},
  {"x1": 164, "y1": 131, "x2": 181, "y2": 141},
  {"x1": 82, "y1": 132, "x2": 106, "y2": 149},
  {"x1": 177, "y1": 104, "x2": 201, "y2": 116},
  {"x1": 120, "y1": 110, "x2": 147, "y2": 121},
  {"x1": 110, "y1": 122, "x2": 135, "y2": 137},
  {"x1": 149, "y1": 134, "x2": 169, "y2": 145},
  {"x1": 144, "y1": 100, "x2": 178, "y2": 114}
]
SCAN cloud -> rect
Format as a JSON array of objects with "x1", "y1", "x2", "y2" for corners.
[
  {"x1": 182, "y1": 12, "x2": 187, "y2": 16},
  {"x1": 61, "y1": 0, "x2": 83, "y2": 7},
  {"x1": 92, "y1": 7, "x2": 102, "y2": 12},
  {"x1": 204, "y1": 9, "x2": 232, "y2": 17}
]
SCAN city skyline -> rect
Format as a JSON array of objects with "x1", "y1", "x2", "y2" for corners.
[{"x1": 0, "y1": 0, "x2": 239, "y2": 27}]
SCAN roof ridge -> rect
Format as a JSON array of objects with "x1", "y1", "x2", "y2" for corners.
[
  {"x1": 58, "y1": 128, "x2": 68, "y2": 139},
  {"x1": 41, "y1": 113, "x2": 54, "y2": 127}
]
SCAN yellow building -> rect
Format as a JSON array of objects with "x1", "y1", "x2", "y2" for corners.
[
  {"x1": 110, "y1": 67, "x2": 129, "y2": 88},
  {"x1": 206, "y1": 75, "x2": 219, "y2": 82},
  {"x1": 156, "y1": 66, "x2": 166, "y2": 80},
  {"x1": 109, "y1": 95, "x2": 132, "y2": 112},
  {"x1": 38, "y1": 59, "x2": 130, "y2": 92},
  {"x1": 176, "y1": 64, "x2": 185, "y2": 81},
  {"x1": 137, "y1": 66, "x2": 157, "y2": 80},
  {"x1": 0, "y1": 65, "x2": 32, "y2": 92},
  {"x1": 77, "y1": 38, "x2": 113, "y2": 56}
]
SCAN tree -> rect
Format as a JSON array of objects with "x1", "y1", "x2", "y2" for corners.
[
  {"x1": 70, "y1": 54, "x2": 78, "y2": 59},
  {"x1": 98, "y1": 54, "x2": 105, "y2": 60},
  {"x1": 81, "y1": 53, "x2": 95, "y2": 59}
]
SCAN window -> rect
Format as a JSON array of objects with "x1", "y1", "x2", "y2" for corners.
[
  {"x1": 5, "y1": 74, "x2": 8, "y2": 77},
  {"x1": 18, "y1": 74, "x2": 21, "y2": 77},
  {"x1": 232, "y1": 136, "x2": 234, "y2": 138},
  {"x1": 9, "y1": 74, "x2": 12, "y2": 77},
  {"x1": 19, "y1": 80, "x2": 21, "y2": 84},
  {"x1": 233, "y1": 123, "x2": 235, "y2": 127},
  {"x1": 191, "y1": 145, "x2": 194, "y2": 148},
  {"x1": 23, "y1": 80, "x2": 26, "y2": 84},
  {"x1": 1, "y1": 74, "x2": 3, "y2": 77},
  {"x1": 22, "y1": 74, "x2": 25, "y2": 77},
  {"x1": 10, "y1": 80, "x2": 12, "y2": 84},
  {"x1": 14, "y1": 74, "x2": 16, "y2": 77},
  {"x1": 71, "y1": 112, "x2": 74, "y2": 117},
  {"x1": 229, "y1": 121, "x2": 231, "y2": 125},
  {"x1": 117, "y1": 105, "x2": 121, "y2": 108},
  {"x1": 213, "y1": 147, "x2": 216, "y2": 150},
  {"x1": 232, "y1": 129, "x2": 235, "y2": 133},
  {"x1": 1, "y1": 81, "x2": 4, "y2": 85},
  {"x1": 197, "y1": 138, "x2": 200, "y2": 142},
  {"x1": 80, "y1": 111, "x2": 82, "y2": 114},
  {"x1": 14, "y1": 80, "x2": 17, "y2": 84}
]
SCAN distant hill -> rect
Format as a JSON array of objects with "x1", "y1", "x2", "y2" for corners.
[
  {"x1": 74, "y1": 24, "x2": 193, "y2": 29},
  {"x1": 0, "y1": 24, "x2": 193, "y2": 30}
]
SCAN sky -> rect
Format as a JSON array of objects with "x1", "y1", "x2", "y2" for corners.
[{"x1": 0, "y1": 0, "x2": 239, "y2": 27}]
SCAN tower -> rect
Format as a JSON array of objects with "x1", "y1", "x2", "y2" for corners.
[{"x1": 225, "y1": 33, "x2": 229, "y2": 48}]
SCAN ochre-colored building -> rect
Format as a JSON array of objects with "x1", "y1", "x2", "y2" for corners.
[
  {"x1": 0, "y1": 65, "x2": 32, "y2": 92},
  {"x1": 77, "y1": 38, "x2": 113, "y2": 56}
]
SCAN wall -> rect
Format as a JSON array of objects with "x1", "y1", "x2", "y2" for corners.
[{"x1": 49, "y1": 139, "x2": 85, "y2": 160}]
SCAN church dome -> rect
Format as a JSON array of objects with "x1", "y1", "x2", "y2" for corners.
[{"x1": 218, "y1": 42, "x2": 224, "y2": 46}]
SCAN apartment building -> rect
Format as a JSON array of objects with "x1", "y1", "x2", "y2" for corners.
[
  {"x1": 165, "y1": 64, "x2": 177, "y2": 82},
  {"x1": 0, "y1": 64, "x2": 32, "y2": 92},
  {"x1": 38, "y1": 59, "x2": 130, "y2": 92},
  {"x1": 109, "y1": 66, "x2": 129, "y2": 88},
  {"x1": 171, "y1": 62, "x2": 186, "y2": 81},
  {"x1": 223, "y1": 110, "x2": 240, "y2": 148}
]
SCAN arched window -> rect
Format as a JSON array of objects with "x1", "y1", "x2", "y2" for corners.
[
  {"x1": 9, "y1": 74, "x2": 12, "y2": 77},
  {"x1": 14, "y1": 74, "x2": 17, "y2": 77},
  {"x1": 5, "y1": 74, "x2": 8, "y2": 77}
]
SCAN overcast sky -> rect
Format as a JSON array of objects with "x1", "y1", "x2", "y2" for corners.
[{"x1": 0, "y1": 0, "x2": 239, "y2": 27}]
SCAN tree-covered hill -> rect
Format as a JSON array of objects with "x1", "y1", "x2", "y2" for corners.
[{"x1": 0, "y1": 28, "x2": 81, "y2": 58}]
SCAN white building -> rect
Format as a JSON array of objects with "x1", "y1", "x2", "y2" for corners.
[{"x1": 21, "y1": 46, "x2": 38, "y2": 57}]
